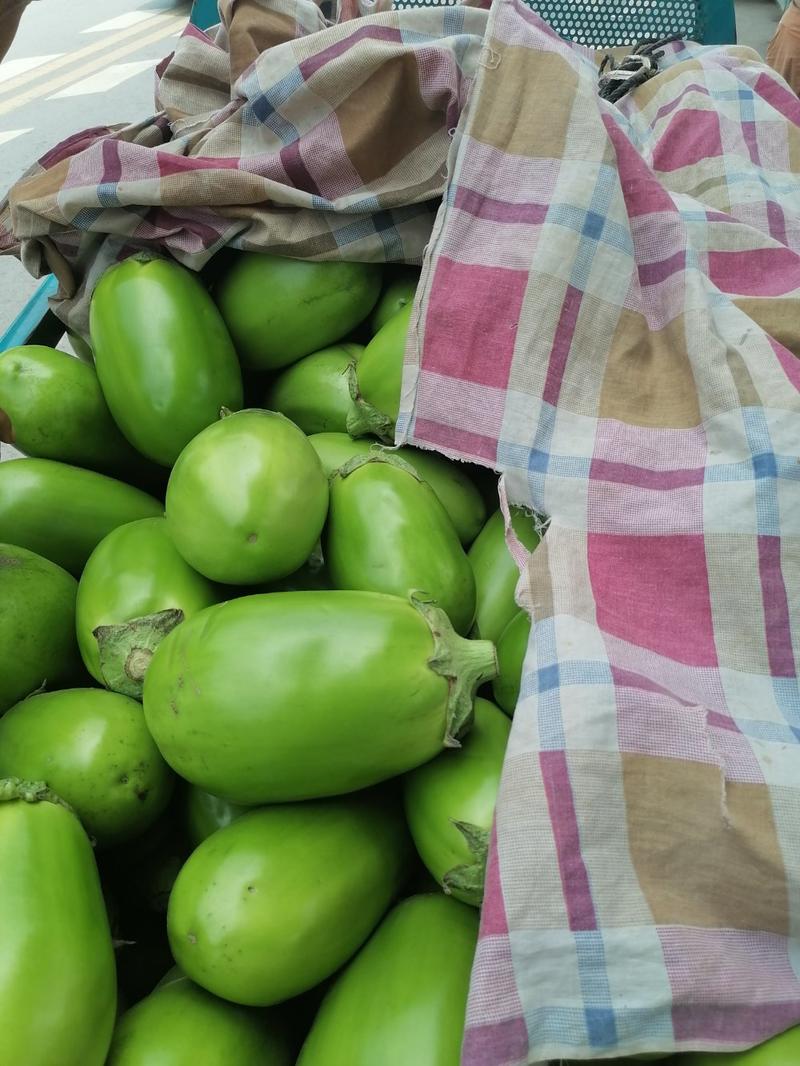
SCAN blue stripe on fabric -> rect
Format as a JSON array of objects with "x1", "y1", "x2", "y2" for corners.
[
  {"x1": 330, "y1": 216, "x2": 384, "y2": 247},
  {"x1": 575, "y1": 932, "x2": 618, "y2": 1049},
  {"x1": 772, "y1": 677, "x2": 800, "y2": 727},
  {"x1": 96, "y1": 183, "x2": 119, "y2": 208},
  {"x1": 741, "y1": 406, "x2": 780, "y2": 537},
  {"x1": 546, "y1": 203, "x2": 633, "y2": 256},
  {"x1": 532, "y1": 618, "x2": 566, "y2": 750},
  {"x1": 734, "y1": 718, "x2": 800, "y2": 743},
  {"x1": 527, "y1": 402, "x2": 557, "y2": 502},
  {"x1": 496, "y1": 440, "x2": 593, "y2": 481},
  {"x1": 524, "y1": 659, "x2": 614, "y2": 694},
  {"x1": 73, "y1": 208, "x2": 104, "y2": 228}
]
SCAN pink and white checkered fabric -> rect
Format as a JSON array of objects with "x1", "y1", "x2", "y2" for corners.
[{"x1": 398, "y1": 2, "x2": 800, "y2": 1061}]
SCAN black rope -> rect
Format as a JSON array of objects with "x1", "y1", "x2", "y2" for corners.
[{"x1": 598, "y1": 35, "x2": 683, "y2": 102}]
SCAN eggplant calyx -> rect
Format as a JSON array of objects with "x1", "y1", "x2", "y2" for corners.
[{"x1": 94, "y1": 608, "x2": 185, "y2": 700}]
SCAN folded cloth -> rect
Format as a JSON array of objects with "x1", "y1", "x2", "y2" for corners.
[
  {"x1": 0, "y1": 0, "x2": 490, "y2": 336},
  {"x1": 397, "y1": 2, "x2": 800, "y2": 1061}
]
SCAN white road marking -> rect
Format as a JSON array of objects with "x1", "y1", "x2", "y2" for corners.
[
  {"x1": 0, "y1": 128, "x2": 32, "y2": 147},
  {"x1": 81, "y1": 11, "x2": 154, "y2": 33},
  {"x1": 47, "y1": 60, "x2": 156, "y2": 99},
  {"x1": 0, "y1": 55, "x2": 63, "y2": 85}
]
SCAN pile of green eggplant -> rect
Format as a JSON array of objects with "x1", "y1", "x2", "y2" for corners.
[
  {"x1": 0, "y1": 253, "x2": 535, "y2": 1066},
  {"x1": 0, "y1": 252, "x2": 778, "y2": 1065}
]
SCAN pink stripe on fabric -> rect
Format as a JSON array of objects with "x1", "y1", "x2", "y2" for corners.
[
  {"x1": 100, "y1": 139, "x2": 123, "y2": 184},
  {"x1": 41, "y1": 126, "x2": 115, "y2": 170},
  {"x1": 422, "y1": 257, "x2": 527, "y2": 388},
  {"x1": 602, "y1": 114, "x2": 676, "y2": 217},
  {"x1": 157, "y1": 153, "x2": 240, "y2": 176},
  {"x1": 707, "y1": 247, "x2": 800, "y2": 297},
  {"x1": 652, "y1": 81, "x2": 711, "y2": 123},
  {"x1": 453, "y1": 186, "x2": 549, "y2": 225},
  {"x1": 540, "y1": 750, "x2": 597, "y2": 932},
  {"x1": 766, "y1": 200, "x2": 788, "y2": 246},
  {"x1": 638, "y1": 250, "x2": 686, "y2": 287},
  {"x1": 590, "y1": 459, "x2": 705, "y2": 490},
  {"x1": 758, "y1": 535, "x2": 797, "y2": 679},
  {"x1": 462, "y1": 1017, "x2": 530, "y2": 1066},
  {"x1": 741, "y1": 120, "x2": 761, "y2": 167},
  {"x1": 480, "y1": 824, "x2": 509, "y2": 936},
  {"x1": 651, "y1": 111, "x2": 724, "y2": 173},
  {"x1": 541, "y1": 283, "x2": 580, "y2": 407},
  {"x1": 411, "y1": 416, "x2": 499, "y2": 465},
  {"x1": 753, "y1": 71, "x2": 800, "y2": 127},
  {"x1": 279, "y1": 141, "x2": 321, "y2": 196},
  {"x1": 706, "y1": 709, "x2": 740, "y2": 732},
  {"x1": 769, "y1": 337, "x2": 800, "y2": 392},
  {"x1": 589, "y1": 534, "x2": 719, "y2": 668},
  {"x1": 298, "y1": 24, "x2": 404, "y2": 79},
  {"x1": 673, "y1": 1001, "x2": 800, "y2": 1044},
  {"x1": 611, "y1": 665, "x2": 695, "y2": 702}
]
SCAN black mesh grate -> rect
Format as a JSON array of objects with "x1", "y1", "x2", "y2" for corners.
[{"x1": 394, "y1": 0, "x2": 704, "y2": 48}]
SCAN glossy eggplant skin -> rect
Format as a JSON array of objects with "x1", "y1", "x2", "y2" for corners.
[
  {"x1": 90, "y1": 257, "x2": 243, "y2": 466},
  {"x1": 297, "y1": 894, "x2": 479, "y2": 1066}
]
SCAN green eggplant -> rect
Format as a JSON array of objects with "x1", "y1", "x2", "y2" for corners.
[
  {"x1": 403, "y1": 698, "x2": 509, "y2": 906},
  {"x1": 309, "y1": 432, "x2": 486, "y2": 545},
  {"x1": 265, "y1": 343, "x2": 363, "y2": 434},
  {"x1": 0, "y1": 689, "x2": 174, "y2": 846},
  {"x1": 326, "y1": 453, "x2": 476, "y2": 634},
  {"x1": 0, "y1": 543, "x2": 81, "y2": 714},
  {"x1": 297, "y1": 894, "x2": 478, "y2": 1066},
  {"x1": 370, "y1": 268, "x2": 419, "y2": 334},
  {"x1": 0, "y1": 345, "x2": 146, "y2": 476},
  {"x1": 0, "y1": 778, "x2": 116, "y2": 1064},
  {"x1": 167, "y1": 797, "x2": 410, "y2": 1005},
  {"x1": 185, "y1": 786, "x2": 250, "y2": 846},
  {"x1": 165, "y1": 409, "x2": 329, "y2": 584},
  {"x1": 468, "y1": 507, "x2": 541, "y2": 643},
  {"x1": 346, "y1": 303, "x2": 410, "y2": 442},
  {"x1": 76, "y1": 517, "x2": 219, "y2": 698},
  {"x1": 143, "y1": 591, "x2": 497, "y2": 804},
  {"x1": 90, "y1": 256, "x2": 243, "y2": 466},
  {"x1": 107, "y1": 974, "x2": 292, "y2": 1065},
  {"x1": 0, "y1": 458, "x2": 163, "y2": 576},
  {"x1": 493, "y1": 609, "x2": 531, "y2": 715},
  {"x1": 214, "y1": 252, "x2": 382, "y2": 370}
]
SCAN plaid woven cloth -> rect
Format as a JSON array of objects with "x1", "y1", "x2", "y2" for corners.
[
  {"x1": 398, "y1": 3, "x2": 800, "y2": 1062},
  {"x1": 0, "y1": 0, "x2": 490, "y2": 335},
  {"x1": 3, "y1": 0, "x2": 800, "y2": 1061}
]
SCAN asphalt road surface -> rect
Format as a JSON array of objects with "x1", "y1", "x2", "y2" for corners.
[{"x1": 0, "y1": 0, "x2": 192, "y2": 332}]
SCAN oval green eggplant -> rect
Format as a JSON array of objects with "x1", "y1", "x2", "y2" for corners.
[
  {"x1": 167, "y1": 797, "x2": 410, "y2": 1005},
  {"x1": 326, "y1": 454, "x2": 476, "y2": 634},
  {"x1": 107, "y1": 974, "x2": 292, "y2": 1066},
  {"x1": 214, "y1": 252, "x2": 382, "y2": 370},
  {"x1": 0, "y1": 543, "x2": 81, "y2": 714},
  {"x1": 0, "y1": 345, "x2": 146, "y2": 475},
  {"x1": 90, "y1": 257, "x2": 244, "y2": 466},
  {"x1": 370, "y1": 268, "x2": 419, "y2": 334},
  {"x1": 403, "y1": 697, "x2": 509, "y2": 906},
  {"x1": 143, "y1": 591, "x2": 497, "y2": 803},
  {"x1": 347, "y1": 302, "x2": 410, "y2": 442},
  {"x1": 185, "y1": 786, "x2": 250, "y2": 846},
  {"x1": 76, "y1": 517, "x2": 219, "y2": 697},
  {"x1": 493, "y1": 610, "x2": 531, "y2": 715},
  {"x1": 0, "y1": 457, "x2": 163, "y2": 576},
  {"x1": 0, "y1": 689, "x2": 174, "y2": 846},
  {"x1": 297, "y1": 894, "x2": 478, "y2": 1066},
  {"x1": 165, "y1": 409, "x2": 329, "y2": 584},
  {"x1": 0, "y1": 778, "x2": 116, "y2": 1064},
  {"x1": 468, "y1": 507, "x2": 541, "y2": 643},
  {"x1": 265, "y1": 343, "x2": 363, "y2": 434},
  {"x1": 309, "y1": 432, "x2": 486, "y2": 545}
]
